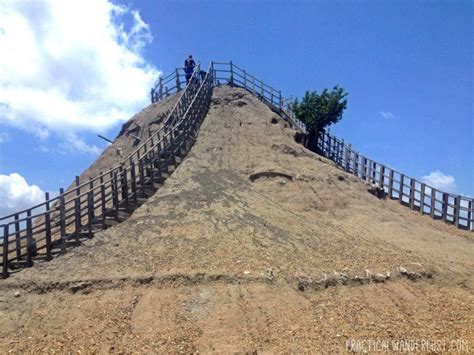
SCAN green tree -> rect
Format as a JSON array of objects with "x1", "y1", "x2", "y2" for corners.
[{"x1": 292, "y1": 86, "x2": 348, "y2": 150}]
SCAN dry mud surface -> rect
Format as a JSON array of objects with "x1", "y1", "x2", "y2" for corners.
[{"x1": 1, "y1": 86, "x2": 473, "y2": 353}]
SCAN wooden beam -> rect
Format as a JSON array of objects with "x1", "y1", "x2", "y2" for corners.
[
  {"x1": 399, "y1": 174, "x2": 405, "y2": 203},
  {"x1": 14, "y1": 213, "x2": 21, "y2": 261},
  {"x1": 44, "y1": 192, "x2": 52, "y2": 260},
  {"x1": 419, "y1": 183, "x2": 426, "y2": 215},
  {"x1": 59, "y1": 188, "x2": 66, "y2": 254},
  {"x1": 2, "y1": 224, "x2": 8, "y2": 278},
  {"x1": 26, "y1": 209, "x2": 33, "y2": 267}
]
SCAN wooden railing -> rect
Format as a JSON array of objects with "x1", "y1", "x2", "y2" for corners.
[
  {"x1": 1, "y1": 60, "x2": 472, "y2": 279},
  {"x1": 314, "y1": 130, "x2": 474, "y2": 231},
  {"x1": 210, "y1": 61, "x2": 473, "y2": 232},
  {"x1": 150, "y1": 65, "x2": 205, "y2": 103},
  {"x1": 212, "y1": 62, "x2": 307, "y2": 132},
  {"x1": 0, "y1": 64, "x2": 213, "y2": 278}
]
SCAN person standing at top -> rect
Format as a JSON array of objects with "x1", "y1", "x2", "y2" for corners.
[{"x1": 184, "y1": 55, "x2": 196, "y2": 84}]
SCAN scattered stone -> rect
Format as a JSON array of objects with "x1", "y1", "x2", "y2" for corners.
[
  {"x1": 297, "y1": 279, "x2": 307, "y2": 292},
  {"x1": 14, "y1": 291, "x2": 20, "y2": 298},
  {"x1": 266, "y1": 268, "x2": 274, "y2": 280},
  {"x1": 367, "y1": 182, "x2": 386, "y2": 199}
]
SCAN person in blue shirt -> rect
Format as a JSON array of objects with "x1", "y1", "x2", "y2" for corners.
[{"x1": 184, "y1": 55, "x2": 196, "y2": 84}]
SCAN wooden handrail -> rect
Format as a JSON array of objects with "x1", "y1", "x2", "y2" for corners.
[
  {"x1": 211, "y1": 61, "x2": 473, "y2": 231},
  {"x1": 0, "y1": 64, "x2": 214, "y2": 278},
  {"x1": 0, "y1": 60, "x2": 472, "y2": 279}
]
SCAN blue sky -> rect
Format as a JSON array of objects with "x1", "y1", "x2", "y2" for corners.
[{"x1": 0, "y1": 0, "x2": 472, "y2": 216}]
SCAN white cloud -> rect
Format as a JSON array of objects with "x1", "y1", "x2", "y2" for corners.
[
  {"x1": 59, "y1": 133, "x2": 102, "y2": 155},
  {"x1": 421, "y1": 170, "x2": 457, "y2": 193},
  {"x1": 0, "y1": 173, "x2": 44, "y2": 217},
  {"x1": 0, "y1": 0, "x2": 160, "y2": 147},
  {"x1": 380, "y1": 111, "x2": 395, "y2": 119}
]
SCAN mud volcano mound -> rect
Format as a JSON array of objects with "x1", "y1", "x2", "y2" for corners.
[{"x1": 1, "y1": 86, "x2": 472, "y2": 353}]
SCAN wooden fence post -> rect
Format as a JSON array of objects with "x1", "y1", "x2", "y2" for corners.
[
  {"x1": 379, "y1": 165, "x2": 385, "y2": 188},
  {"x1": 159, "y1": 77, "x2": 163, "y2": 99},
  {"x1": 361, "y1": 158, "x2": 367, "y2": 181},
  {"x1": 430, "y1": 188, "x2": 436, "y2": 219},
  {"x1": 441, "y1": 192, "x2": 448, "y2": 222},
  {"x1": 328, "y1": 132, "x2": 333, "y2": 157},
  {"x1": 409, "y1": 178, "x2": 416, "y2": 210},
  {"x1": 176, "y1": 68, "x2": 181, "y2": 91},
  {"x1": 138, "y1": 158, "x2": 146, "y2": 197},
  {"x1": 14, "y1": 213, "x2": 21, "y2": 261},
  {"x1": 112, "y1": 172, "x2": 119, "y2": 220},
  {"x1": 26, "y1": 209, "x2": 33, "y2": 267},
  {"x1": 372, "y1": 161, "x2": 377, "y2": 183},
  {"x1": 230, "y1": 61, "x2": 234, "y2": 86},
  {"x1": 150, "y1": 88, "x2": 155, "y2": 103},
  {"x1": 454, "y1": 196, "x2": 461, "y2": 228},
  {"x1": 89, "y1": 178, "x2": 95, "y2": 221},
  {"x1": 74, "y1": 176, "x2": 81, "y2": 236},
  {"x1": 353, "y1": 151, "x2": 359, "y2": 177},
  {"x1": 279, "y1": 91, "x2": 282, "y2": 112},
  {"x1": 367, "y1": 160, "x2": 373, "y2": 183},
  {"x1": 345, "y1": 144, "x2": 351, "y2": 172},
  {"x1": 2, "y1": 224, "x2": 8, "y2": 278},
  {"x1": 87, "y1": 190, "x2": 94, "y2": 238},
  {"x1": 130, "y1": 159, "x2": 137, "y2": 204},
  {"x1": 243, "y1": 69, "x2": 247, "y2": 87},
  {"x1": 59, "y1": 188, "x2": 67, "y2": 253},
  {"x1": 399, "y1": 174, "x2": 405, "y2": 203},
  {"x1": 339, "y1": 140, "x2": 344, "y2": 167},
  {"x1": 388, "y1": 169, "x2": 394, "y2": 199},
  {"x1": 469, "y1": 200, "x2": 473, "y2": 231},
  {"x1": 119, "y1": 164, "x2": 129, "y2": 209},
  {"x1": 419, "y1": 183, "x2": 426, "y2": 215},
  {"x1": 44, "y1": 192, "x2": 52, "y2": 261},
  {"x1": 100, "y1": 173, "x2": 106, "y2": 230}
]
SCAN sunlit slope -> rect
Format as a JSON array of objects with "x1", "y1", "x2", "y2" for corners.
[{"x1": 1, "y1": 86, "x2": 472, "y2": 353}]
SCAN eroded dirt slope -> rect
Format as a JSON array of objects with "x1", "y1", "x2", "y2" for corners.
[
  {"x1": 71, "y1": 92, "x2": 179, "y2": 186},
  {"x1": 1, "y1": 86, "x2": 472, "y2": 353}
]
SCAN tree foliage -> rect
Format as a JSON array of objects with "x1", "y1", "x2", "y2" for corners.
[{"x1": 292, "y1": 86, "x2": 348, "y2": 146}]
